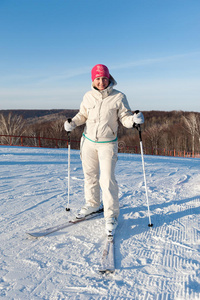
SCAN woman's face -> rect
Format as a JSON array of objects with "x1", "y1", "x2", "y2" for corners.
[{"x1": 93, "y1": 77, "x2": 109, "y2": 90}]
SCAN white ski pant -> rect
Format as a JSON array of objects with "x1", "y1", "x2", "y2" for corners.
[{"x1": 80, "y1": 137, "x2": 119, "y2": 220}]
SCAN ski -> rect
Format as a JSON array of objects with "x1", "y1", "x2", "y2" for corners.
[
  {"x1": 26, "y1": 208, "x2": 103, "y2": 238},
  {"x1": 98, "y1": 233, "x2": 115, "y2": 274}
]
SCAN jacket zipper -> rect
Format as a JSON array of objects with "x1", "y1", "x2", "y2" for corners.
[{"x1": 95, "y1": 99, "x2": 103, "y2": 141}]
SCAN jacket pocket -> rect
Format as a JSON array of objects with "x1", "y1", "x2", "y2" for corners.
[
  {"x1": 87, "y1": 105, "x2": 96, "y2": 120},
  {"x1": 100, "y1": 124, "x2": 116, "y2": 138}
]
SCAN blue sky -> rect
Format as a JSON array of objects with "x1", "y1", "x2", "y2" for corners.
[{"x1": 0, "y1": 0, "x2": 200, "y2": 112}]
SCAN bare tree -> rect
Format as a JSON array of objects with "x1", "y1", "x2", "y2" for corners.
[
  {"x1": 0, "y1": 113, "x2": 26, "y2": 145},
  {"x1": 182, "y1": 113, "x2": 200, "y2": 153},
  {"x1": 144, "y1": 123, "x2": 168, "y2": 155}
]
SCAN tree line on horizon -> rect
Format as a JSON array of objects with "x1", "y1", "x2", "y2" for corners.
[{"x1": 0, "y1": 110, "x2": 200, "y2": 156}]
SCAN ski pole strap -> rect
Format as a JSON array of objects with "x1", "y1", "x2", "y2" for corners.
[{"x1": 82, "y1": 133, "x2": 118, "y2": 143}]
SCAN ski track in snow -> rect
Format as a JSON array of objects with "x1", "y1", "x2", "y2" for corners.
[{"x1": 1, "y1": 146, "x2": 200, "y2": 299}]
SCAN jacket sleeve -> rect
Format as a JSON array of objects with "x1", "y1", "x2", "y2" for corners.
[
  {"x1": 118, "y1": 94, "x2": 134, "y2": 128},
  {"x1": 72, "y1": 99, "x2": 88, "y2": 126}
]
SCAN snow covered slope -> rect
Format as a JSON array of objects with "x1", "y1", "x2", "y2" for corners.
[{"x1": 1, "y1": 146, "x2": 200, "y2": 299}]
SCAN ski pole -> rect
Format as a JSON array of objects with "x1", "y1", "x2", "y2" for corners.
[
  {"x1": 135, "y1": 124, "x2": 153, "y2": 227},
  {"x1": 66, "y1": 119, "x2": 72, "y2": 212}
]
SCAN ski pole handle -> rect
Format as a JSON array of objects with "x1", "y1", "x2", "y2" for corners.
[
  {"x1": 133, "y1": 110, "x2": 142, "y2": 141},
  {"x1": 133, "y1": 123, "x2": 142, "y2": 142},
  {"x1": 66, "y1": 118, "x2": 72, "y2": 149},
  {"x1": 67, "y1": 118, "x2": 72, "y2": 137},
  {"x1": 133, "y1": 110, "x2": 144, "y2": 142},
  {"x1": 137, "y1": 124, "x2": 142, "y2": 142}
]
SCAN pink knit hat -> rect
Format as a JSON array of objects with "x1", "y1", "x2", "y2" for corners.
[{"x1": 91, "y1": 64, "x2": 110, "y2": 81}]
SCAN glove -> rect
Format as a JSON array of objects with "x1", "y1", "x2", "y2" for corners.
[
  {"x1": 133, "y1": 110, "x2": 144, "y2": 125},
  {"x1": 64, "y1": 118, "x2": 76, "y2": 132}
]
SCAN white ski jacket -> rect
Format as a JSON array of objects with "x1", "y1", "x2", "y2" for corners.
[{"x1": 72, "y1": 77, "x2": 134, "y2": 142}]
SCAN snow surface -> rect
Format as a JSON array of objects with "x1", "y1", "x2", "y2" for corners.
[{"x1": 1, "y1": 146, "x2": 200, "y2": 300}]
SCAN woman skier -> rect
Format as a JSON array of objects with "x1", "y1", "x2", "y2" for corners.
[{"x1": 64, "y1": 64, "x2": 144, "y2": 234}]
